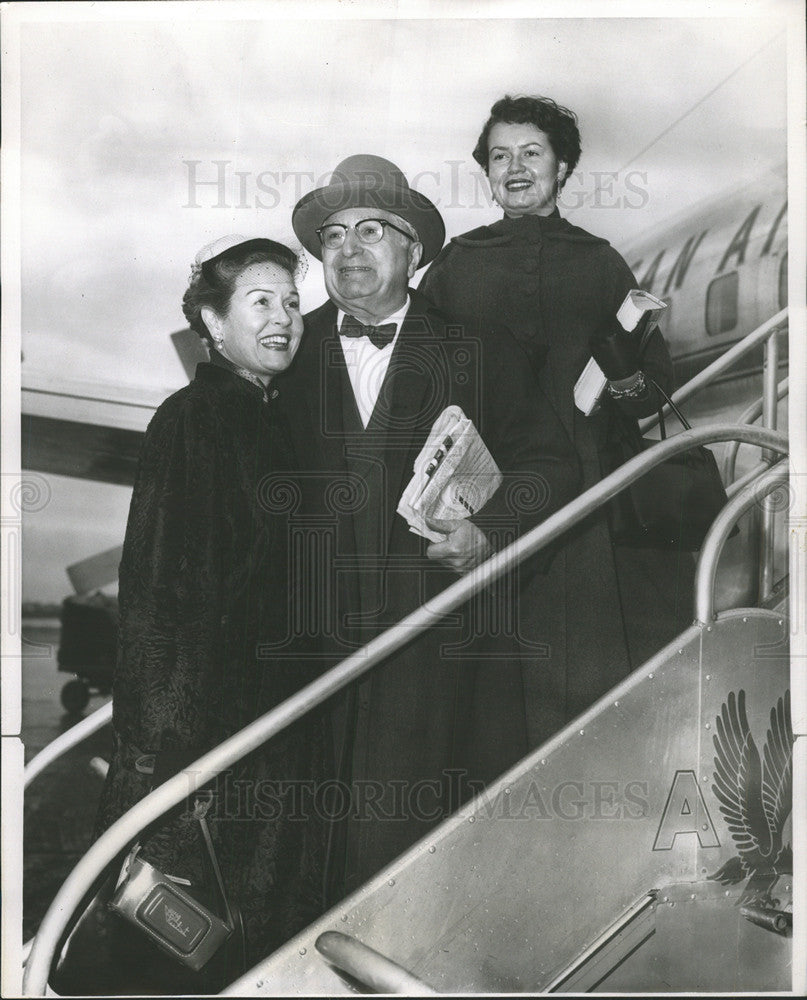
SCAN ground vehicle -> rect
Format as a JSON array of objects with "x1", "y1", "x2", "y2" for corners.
[{"x1": 56, "y1": 593, "x2": 117, "y2": 714}]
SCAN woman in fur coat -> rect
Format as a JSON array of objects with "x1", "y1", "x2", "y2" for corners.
[{"x1": 72, "y1": 237, "x2": 330, "y2": 994}]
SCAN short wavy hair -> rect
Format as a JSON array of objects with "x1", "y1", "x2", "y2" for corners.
[
  {"x1": 472, "y1": 95, "x2": 582, "y2": 188},
  {"x1": 182, "y1": 239, "x2": 300, "y2": 346}
]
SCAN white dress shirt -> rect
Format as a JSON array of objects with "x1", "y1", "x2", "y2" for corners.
[{"x1": 337, "y1": 297, "x2": 410, "y2": 428}]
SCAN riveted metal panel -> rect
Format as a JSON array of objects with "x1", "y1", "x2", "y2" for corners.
[{"x1": 225, "y1": 609, "x2": 791, "y2": 995}]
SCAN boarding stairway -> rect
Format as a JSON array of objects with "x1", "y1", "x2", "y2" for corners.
[{"x1": 21, "y1": 309, "x2": 793, "y2": 995}]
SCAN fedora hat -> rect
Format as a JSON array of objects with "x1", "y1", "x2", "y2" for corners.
[{"x1": 292, "y1": 154, "x2": 445, "y2": 267}]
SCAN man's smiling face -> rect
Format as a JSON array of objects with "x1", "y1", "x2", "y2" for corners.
[{"x1": 321, "y1": 207, "x2": 421, "y2": 323}]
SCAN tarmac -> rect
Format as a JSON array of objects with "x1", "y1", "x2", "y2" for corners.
[{"x1": 21, "y1": 620, "x2": 112, "y2": 941}]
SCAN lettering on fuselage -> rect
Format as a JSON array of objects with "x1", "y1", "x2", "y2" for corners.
[
  {"x1": 664, "y1": 230, "x2": 709, "y2": 293},
  {"x1": 630, "y1": 200, "x2": 787, "y2": 295},
  {"x1": 717, "y1": 205, "x2": 762, "y2": 272},
  {"x1": 652, "y1": 769, "x2": 720, "y2": 851}
]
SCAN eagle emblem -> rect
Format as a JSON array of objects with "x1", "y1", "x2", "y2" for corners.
[{"x1": 709, "y1": 689, "x2": 792, "y2": 904}]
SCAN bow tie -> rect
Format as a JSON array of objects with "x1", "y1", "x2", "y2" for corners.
[{"x1": 340, "y1": 314, "x2": 397, "y2": 350}]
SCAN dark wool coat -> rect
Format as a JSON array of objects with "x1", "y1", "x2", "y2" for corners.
[
  {"x1": 420, "y1": 211, "x2": 696, "y2": 743},
  {"x1": 279, "y1": 287, "x2": 580, "y2": 896},
  {"x1": 94, "y1": 355, "x2": 330, "y2": 980}
]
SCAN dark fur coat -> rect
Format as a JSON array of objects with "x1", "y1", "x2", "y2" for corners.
[{"x1": 94, "y1": 354, "x2": 330, "y2": 977}]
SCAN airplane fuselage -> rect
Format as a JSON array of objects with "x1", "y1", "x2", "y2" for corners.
[{"x1": 619, "y1": 169, "x2": 788, "y2": 384}]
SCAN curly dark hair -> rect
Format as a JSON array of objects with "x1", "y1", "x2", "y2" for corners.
[
  {"x1": 472, "y1": 95, "x2": 582, "y2": 188},
  {"x1": 182, "y1": 238, "x2": 299, "y2": 345}
]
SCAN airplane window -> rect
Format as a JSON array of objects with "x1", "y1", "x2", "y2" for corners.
[
  {"x1": 778, "y1": 253, "x2": 788, "y2": 308},
  {"x1": 705, "y1": 272, "x2": 738, "y2": 336}
]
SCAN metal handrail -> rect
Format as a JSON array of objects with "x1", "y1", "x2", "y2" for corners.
[
  {"x1": 639, "y1": 308, "x2": 788, "y2": 433},
  {"x1": 759, "y1": 332, "x2": 781, "y2": 600},
  {"x1": 725, "y1": 461, "x2": 772, "y2": 500},
  {"x1": 695, "y1": 459, "x2": 789, "y2": 624},
  {"x1": 723, "y1": 377, "x2": 789, "y2": 485},
  {"x1": 638, "y1": 307, "x2": 788, "y2": 607},
  {"x1": 22, "y1": 422, "x2": 788, "y2": 995},
  {"x1": 22, "y1": 315, "x2": 790, "y2": 791},
  {"x1": 315, "y1": 931, "x2": 436, "y2": 995},
  {"x1": 24, "y1": 701, "x2": 112, "y2": 788},
  {"x1": 545, "y1": 891, "x2": 658, "y2": 991}
]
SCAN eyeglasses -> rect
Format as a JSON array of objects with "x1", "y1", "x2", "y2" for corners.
[{"x1": 316, "y1": 218, "x2": 416, "y2": 250}]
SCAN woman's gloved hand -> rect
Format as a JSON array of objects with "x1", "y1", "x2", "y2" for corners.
[{"x1": 589, "y1": 315, "x2": 641, "y2": 381}]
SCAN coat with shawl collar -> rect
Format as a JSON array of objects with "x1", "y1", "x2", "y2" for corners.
[
  {"x1": 420, "y1": 212, "x2": 695, "y2": 746},
  {"x1": 279, "y1": 287, "x2": 579, "y2": 895},
  {"x1": 420, "y1": 210, "x2": 676, "y2": 454}
]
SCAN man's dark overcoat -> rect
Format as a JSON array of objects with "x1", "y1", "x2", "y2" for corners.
[
  {"x1": 280, "y1": 287, "x2": 580, "y2": 895},
  {"x1": 420, "y1": 211, "x2": 696, "y2": 743}
]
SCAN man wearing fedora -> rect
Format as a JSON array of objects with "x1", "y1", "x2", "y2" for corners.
[{"x1": 284, "y1": 154, "x2": 579, "y2": 898}]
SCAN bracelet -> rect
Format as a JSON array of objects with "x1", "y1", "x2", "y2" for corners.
[{"x1": 607, "y1": 371, "x2": 647, "y2": 399}]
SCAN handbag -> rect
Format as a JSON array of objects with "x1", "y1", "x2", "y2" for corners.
[
  {"x1": 605, "y1": 379, "x2": 733, "y2": 551},
  {"x1": 51, "y1": 782, "x2": 246, "y2": 996},
  {"x1": 109, "y1": 792, "x2": 244, "y2": 973}
]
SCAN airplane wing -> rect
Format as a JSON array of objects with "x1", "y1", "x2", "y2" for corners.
[
  {"x1": 20, "y1": 329, "x2": 207, "y2": 487},
  {"x1": 21, "y1": 371, "x2": 164, "y2": 486}
]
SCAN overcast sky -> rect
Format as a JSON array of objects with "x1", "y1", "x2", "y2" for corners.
[
  {"x1": 16, "y1": 4, "x2": 788, "y2": 392},
  {"x1": 5, "y1": 0, "x2": 795, "y2": 600}
]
